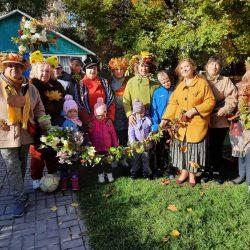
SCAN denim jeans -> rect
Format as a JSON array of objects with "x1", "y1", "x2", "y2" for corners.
[
  {"x1": 239, "y1": 150, "x2": 250, "y2": 185},
  {"x1": 0, "y1": 145, "x2": 29, "y2": 202}
]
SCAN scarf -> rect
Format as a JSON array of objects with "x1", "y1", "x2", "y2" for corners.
[
  {"x1": 65, "y1": 117, "x2": 82, "y2": 127},
  {"x1": 0, "y1": 73, "x2": 30, "y2": 129},
  {"x1": 111, "y1": 77, "x2": 127, "y2": 97}
]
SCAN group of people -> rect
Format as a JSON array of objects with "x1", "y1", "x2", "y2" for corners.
[{"x1": 0, "y1": 50, "x2": 249, "y2": 218}]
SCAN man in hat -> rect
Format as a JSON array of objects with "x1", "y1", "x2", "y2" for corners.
[{"x1": 0, "y1": 53, "x2": 50, "y2": 217}]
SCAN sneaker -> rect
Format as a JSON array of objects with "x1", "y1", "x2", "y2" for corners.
[
  {"x1": 60, "y1": 178, "x2": 68, "y2": 191},
  {"x1": 32, "y1": 180, "x2": 41, "y2": 190},
  {"x1": 231, "y1": 176, "x2": 245, "y2": 184},
  {"x1": 71, "y1": 176, "x2": 79, "y2": 191},
  {"x1": 98, "y1": 173, "x2": 105, "y2": 183},
  {"x1": 107, "y1": 173, "x2": 114, "y2": 183},
  {"x1": 13, "y1": 200, "x2": 27, "y2": 218}
]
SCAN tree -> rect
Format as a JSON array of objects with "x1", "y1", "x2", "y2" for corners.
[
  {"x1": 0, "y1": 0, "x2": 48, "y2": 18},
  {"x1": 62, "y1": 0, "x2": 249, "y2": 67}
]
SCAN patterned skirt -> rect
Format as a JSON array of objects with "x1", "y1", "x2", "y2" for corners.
[{"x1": 170, "y1": 138, "x2": 207, "y2": 173}]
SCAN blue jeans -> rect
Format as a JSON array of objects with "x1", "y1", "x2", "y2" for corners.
[
  {"x1": 239, "y1": 150, "x2": 250, "y2": 185},
  {"x1": 0, "y1": 145, "x2": 29, "y2": 202}
]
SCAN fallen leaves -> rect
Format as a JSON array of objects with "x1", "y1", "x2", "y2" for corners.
[
  {"x1": 200, "y1": 191, "x2": 205, "y2": 196},
  {"x1": 50, "y1": 205, "x2": 58, "y2": 212},
  {"x1": 71, "y1": 201, "x2": 79, "y2": 208},
  {"x1": 170, "y1": 230, "x2": 181, "y2": 238},
  {"x1": 162, "y1": 236, "x2": 169, "y2": 242},
  {"x1": 161, "y1": 179, "x2": 171, "y2": 185},
  {"x1": 167, "y1": 204, "x2": 178, "y2": 212},
  {"x1": 103, "y1": 187, "x2": 116, "y2": 198}
]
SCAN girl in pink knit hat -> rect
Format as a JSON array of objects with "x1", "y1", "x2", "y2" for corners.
[
  {"x1": 61, "y1": 95, "x2": 83, "y2": 191},
  {"x1": 89, "y1": 97, "x2": 119, "y2": 183}
]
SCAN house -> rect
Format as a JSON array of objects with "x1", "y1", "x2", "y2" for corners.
[{"x1": 0, "y1": 9, "x2": 95, "y2": 72}]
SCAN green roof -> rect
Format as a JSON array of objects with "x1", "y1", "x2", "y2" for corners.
[{"x1": 0, "y1": 10, "x2": 95, "y2": 56}]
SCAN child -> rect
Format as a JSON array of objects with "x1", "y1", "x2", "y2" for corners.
[
  {"x1": 62, "y1": 94, "x2": 83, "y2": 131},
  {"x1": 128, "y1": 99, "x2": 152, "y2": 179},
  {"x1": 89, "y1": 97, "x2": 119, "y2": 183},
  {"x1": 229, "y1": 63, "x2": 250, "y2": 193},
  {"x1": 61, "y1": 95, "x2": 83, "y2": 191},
  {"x1": 151, "y1": 70, "x2": 174, "y2": 178}
]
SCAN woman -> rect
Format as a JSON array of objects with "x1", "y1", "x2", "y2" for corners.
[
  {"x1": 123, "y1": 52, "x2": 159, "y2": 126},
  {"x1": 74, "y1": 55, "x2": 115, "y2": 130},
  {"x1": 0, "y1": 53, "x2": 50, "y2": 217},
  {"x1": 29, "y1": 61, "x2": 65, "y2": 189},
  {"x1": 160, "y1": 58, "x2": 215, "y2": 186},
  {"x1": 205, "y1": 56, "x2": 238, "y2": 183},
  {"x1": 108, "y1": 57, "x2": 129, "y2": 146},
  {"x1": 229, "y1": 62, "x2": 250, "y2": 192}
]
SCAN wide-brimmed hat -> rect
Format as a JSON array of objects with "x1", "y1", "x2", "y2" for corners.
[
  {"x1": 83, "y1": 55, "x2": 99, "y2": 70},
  {"x1": 1, "y1": 53, "x2": 27, "y2": 68}
]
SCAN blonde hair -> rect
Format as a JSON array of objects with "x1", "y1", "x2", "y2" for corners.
[
  {"x1": 157, "y1": 70, "x2": 168, "y2": 79},
  {"x1": 175, "y1": 58, "x2": 197, "y2": 81},
  {"x1": 30, "y1": 62, "x2": 55, "y2": 80},
  {"x1": 242, "y1": 70, "x2": 250, "y2": 82}
]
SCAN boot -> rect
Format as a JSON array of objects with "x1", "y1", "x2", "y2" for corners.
[
  {"x1": 98, "y1": 173, "x2": 105, "y2": 183},
  {"x1": 71, "y1": 175, "x2": 79, "y2": 191},
  {"x1": 107, "y1": 173, "x2": 114, "y2": 183},
  {"x1": 60, "y1": 178, "x2": 68, "y2": 191}
]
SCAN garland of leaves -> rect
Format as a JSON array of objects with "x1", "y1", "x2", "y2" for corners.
[{"x1": 40, "y1": 118, "x2": 186, "y2": 167}]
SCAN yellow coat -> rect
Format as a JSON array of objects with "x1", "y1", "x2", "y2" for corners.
[{"x1": 162, "y1": 76, "x2": 215, "y2": 143}]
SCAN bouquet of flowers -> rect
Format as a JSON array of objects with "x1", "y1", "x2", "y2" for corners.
[
  {"x1": 40, "y1": 127, "x2": 86, "y2": 165},
  {"x1": 12, "y1": 16, "x2": 57, "y2": 54}
]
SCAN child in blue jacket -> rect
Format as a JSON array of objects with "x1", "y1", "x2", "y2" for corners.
[{"x1": 150, "y1": 70, "x2": 174, "y2": 178}]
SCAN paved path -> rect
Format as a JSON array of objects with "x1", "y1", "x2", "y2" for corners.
[{"x1": 0, "y1": 157, "x2": 90, "y2": 250}]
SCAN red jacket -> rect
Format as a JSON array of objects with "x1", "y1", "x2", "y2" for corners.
[{"x1": 89, "y1": 118, "x2": 118, "y2": 153}]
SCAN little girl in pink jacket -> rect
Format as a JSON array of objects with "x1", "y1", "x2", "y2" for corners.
[{"x1": 89, "y1": 97, "x2": 118, "y2": 183}]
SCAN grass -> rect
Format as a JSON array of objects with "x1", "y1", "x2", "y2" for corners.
[{"x1": 78, "y1": 167, "x2": 250, "y2": 250}]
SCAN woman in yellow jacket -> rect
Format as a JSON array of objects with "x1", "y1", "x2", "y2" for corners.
[{"x1": 160, "y1": 59, "x2": 215, "y2": 186}]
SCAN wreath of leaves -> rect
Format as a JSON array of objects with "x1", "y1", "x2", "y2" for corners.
[{"x1": 40, "y1": 118, "x2": 186, "y2": 167}]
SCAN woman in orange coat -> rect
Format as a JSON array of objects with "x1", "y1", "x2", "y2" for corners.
[{"x1": 160, "y1": 58, "x2": 215, "y2": 186}]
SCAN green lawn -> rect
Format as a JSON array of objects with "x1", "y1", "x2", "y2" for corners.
[{"x1": 79, "y1": 170, "x2": 250, "y2": 250}]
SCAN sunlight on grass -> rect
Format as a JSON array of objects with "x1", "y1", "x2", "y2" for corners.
[{"x1": 79, "y1": 177, "x2": 250, "y2": 250}]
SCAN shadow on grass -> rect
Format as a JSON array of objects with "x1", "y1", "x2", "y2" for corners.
[{"x1": 78, "y1": 164, "x2": 249, "y2": 250}]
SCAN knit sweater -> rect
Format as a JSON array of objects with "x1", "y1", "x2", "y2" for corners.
[{"x1": 31, "y1": 78, "x2": 65, "y2": 126}]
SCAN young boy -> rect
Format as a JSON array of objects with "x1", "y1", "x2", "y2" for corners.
[
  {"x1": 150, "y1": 70, "x2": 174, "y2": 178},
  {"x1": 128, "y1": 99, "x2": 152, "y2": 179}
]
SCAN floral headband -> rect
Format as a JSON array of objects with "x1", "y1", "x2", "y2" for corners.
[{"x1": 108, "y1": 57, "x2": 129, "y2": 70}]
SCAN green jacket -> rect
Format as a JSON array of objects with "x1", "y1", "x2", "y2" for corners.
[{"x1": 123, "y1": 74, "x2": 159, "y2": 117}]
